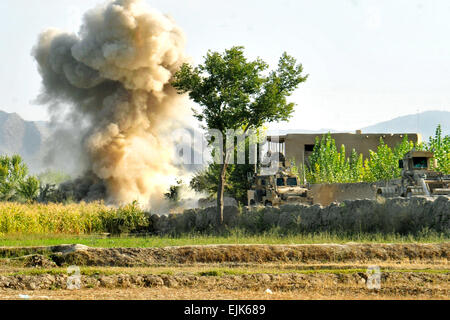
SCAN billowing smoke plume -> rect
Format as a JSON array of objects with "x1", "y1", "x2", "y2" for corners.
[{"x1": 33, "y1": 0, "x2": 190, "y2": 207}]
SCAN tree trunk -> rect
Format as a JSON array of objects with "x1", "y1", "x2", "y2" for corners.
[
  {"x1": 216, "y1": 126, "x2": 251, "y2": 227},
  {"x1": 216, "y1": 162, "x2": 227, "y2": 227}
]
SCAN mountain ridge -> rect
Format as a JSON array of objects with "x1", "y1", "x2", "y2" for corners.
[
  {"x1": 268, "y1": 110, "x2": 449, "y2": 141},
  {"x1": 362, "y1": 111, "x2": 449, "y2": 141},
  {"x1": 0, "y1": 110, "x2": 45, "y2": 172}
]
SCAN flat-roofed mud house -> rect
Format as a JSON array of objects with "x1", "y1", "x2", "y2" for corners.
[{"x1": 267, "y1": 131, "x2": 422, "y2": 168}]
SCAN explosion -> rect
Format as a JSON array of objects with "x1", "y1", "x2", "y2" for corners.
[{"x1": 33, "y1": 0, "x2": 190, "y2": 207}]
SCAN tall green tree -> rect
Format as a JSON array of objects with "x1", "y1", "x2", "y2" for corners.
[
  {"x1": 17, "y1": 176, "x2": 40, "y2": 202},
  {"x1": 306, "y1": 134, "x2": 415, "y2": 184},
  {"x1": 364, "y1": 136, "x2": 414, "y2": 182},
  {"x1": 173, "y1": 46, "x2": 308, "y2": 225},
  {"x1": 427, "y1": 125, "x2": 450, "y2": 174},
  {"x1": 0, "y1": 155, "x2": 28, "y2": 201},
  {"x1": 306, "y1": 133, "x2": 355, "y2": 183}
]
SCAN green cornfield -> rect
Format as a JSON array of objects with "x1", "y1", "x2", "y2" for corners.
[{"x1": 0, "y1": 202, "x2": 148, "y2": 236}]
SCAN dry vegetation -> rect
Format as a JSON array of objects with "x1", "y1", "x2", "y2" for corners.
[
  {"x1": 1, "y1": 273, "x2": 448, "y2": 300},
  {"x1": 0, "y1": 202, "x2": 147, "y2": 235}
]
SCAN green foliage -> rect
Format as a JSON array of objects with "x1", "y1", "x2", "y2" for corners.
[
  {"x1": 37, "y1": 184, "x2": 64, "y2": 204},
  {"x1": 426, "y1": 125, "x2": 449, "y2": 174},
  {"x1": 304, "y1": 128, "x2": 450, "y2": 184},
  {"x1": 190, "y1": 129, "x2": 267, "y2": 205},
  {"x1": 191, "y1": 157, "x2": 255, "y2": 205},
  {"x1": 173, "y1": 47, "x2": 308, "y2": 132},
  {"x1": 165, "y1": 180, "x2": 183, "y2": 203},
  {"x1": 190, "y1": 164, "x2": 223, "y2": 197},
  {"x1": 17, "y1": 176, "x2": 40, "y2": 202},
  {"x1": 173, "y1": 46, "x2": 307, "y2": 224},
  {"x1": 364, "y1": 137, "x2": 414, "y2": 182},
  {"x1": 1, "y1": 231, "x2": 446, "y2": 247},
  {"x1": 100, "y1": 201, "x2": 149, "y2": 235},
  {"x1": 36, "y1": 170, "x2": 72, "y2": 204},
  {"x1": 305, "y1": 134, "x2": 416, "y2": 184},
  {"x1": 306, "y1": 134, "x2": 367, "y2": 184},
  {"x1": 349, "y1": 150, "x2": 365, "y2": 182},
  {"x1": 307, "y1": 134, "x2": 345, "y2": 183},
  {"x1": 191, "y1": 162, "x2": 254, "y2": 205},
  {"x1": 0, "y1": 155, "x2": 29, "y2": 201}
]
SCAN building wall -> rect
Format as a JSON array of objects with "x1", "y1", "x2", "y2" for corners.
[
  {"x1": 310, "y1": 183, "x2": 377, "y2": 206},
  {"x1": 279, "y1": 132, "x2": 422, "y2": 167}
]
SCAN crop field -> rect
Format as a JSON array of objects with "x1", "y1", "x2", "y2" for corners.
[{"x1": 0, "y1": 202, "x2": 147, "y2": 235}]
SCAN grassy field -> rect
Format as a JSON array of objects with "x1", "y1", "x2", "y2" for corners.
[{"x1": 1, "y1": 231, "x2": 449, "y2": 248}]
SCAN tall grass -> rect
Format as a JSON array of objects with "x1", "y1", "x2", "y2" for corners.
[
  {"x1": 0, "y1": 230, "x2": 447, "y2": 248},
  {"x1": 0, "y1": 202, "x2": 148, "y2": 235}
]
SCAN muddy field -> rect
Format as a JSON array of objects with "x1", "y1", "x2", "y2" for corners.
[{"x1": 0, "y1": 243, "x2": 448, "y2": 300}]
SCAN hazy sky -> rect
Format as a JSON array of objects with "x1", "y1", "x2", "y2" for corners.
[{"x1": 0, "y1": 0, "x2": 449, "y2": 131}]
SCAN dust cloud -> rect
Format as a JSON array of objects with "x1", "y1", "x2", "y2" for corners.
[{"x1": 33, "y1": 0, "x2": 192, "y2": 208}]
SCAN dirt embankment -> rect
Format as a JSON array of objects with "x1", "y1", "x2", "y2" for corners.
[
  {"x1": 0, "y1": 271, "x2": 448, "y2": 295},
  {"x1": 1, "y1": 244, "x2": 448, "y2": 298},
  {"x1": 1, "y1": 243, "x2": 448, "y2": 267}
]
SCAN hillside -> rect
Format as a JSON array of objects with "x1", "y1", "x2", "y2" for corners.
[
  {"x1": 362, "y1": 111, "x2": 450, "y2": 141},
  {"x1": 0, "y1": 110, "x2": 44, "y2": 172}
]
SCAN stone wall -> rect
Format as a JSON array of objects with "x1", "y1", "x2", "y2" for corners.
[
  {"x1": 310, "y1": 183, "x2": 378, "y2": 206},
  {"x1": 147, "y1": 196, "x2": 450, "y2": 235}
]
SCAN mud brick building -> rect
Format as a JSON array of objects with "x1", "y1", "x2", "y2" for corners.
[{"x1": 267, "y1": 130, "x2": 422, "y2": 167}]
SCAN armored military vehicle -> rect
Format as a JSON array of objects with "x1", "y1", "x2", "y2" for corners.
[
  {"x1": 247, "y1": 168, "x2": 313, "y2": 207},
  {"x1": 377, "y1": 150, "x2": 450, "y2": 198}
]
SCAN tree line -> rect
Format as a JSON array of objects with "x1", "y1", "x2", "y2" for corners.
[{"x1": 0, "y1": 155, "x2": 70, "y2": 203}]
